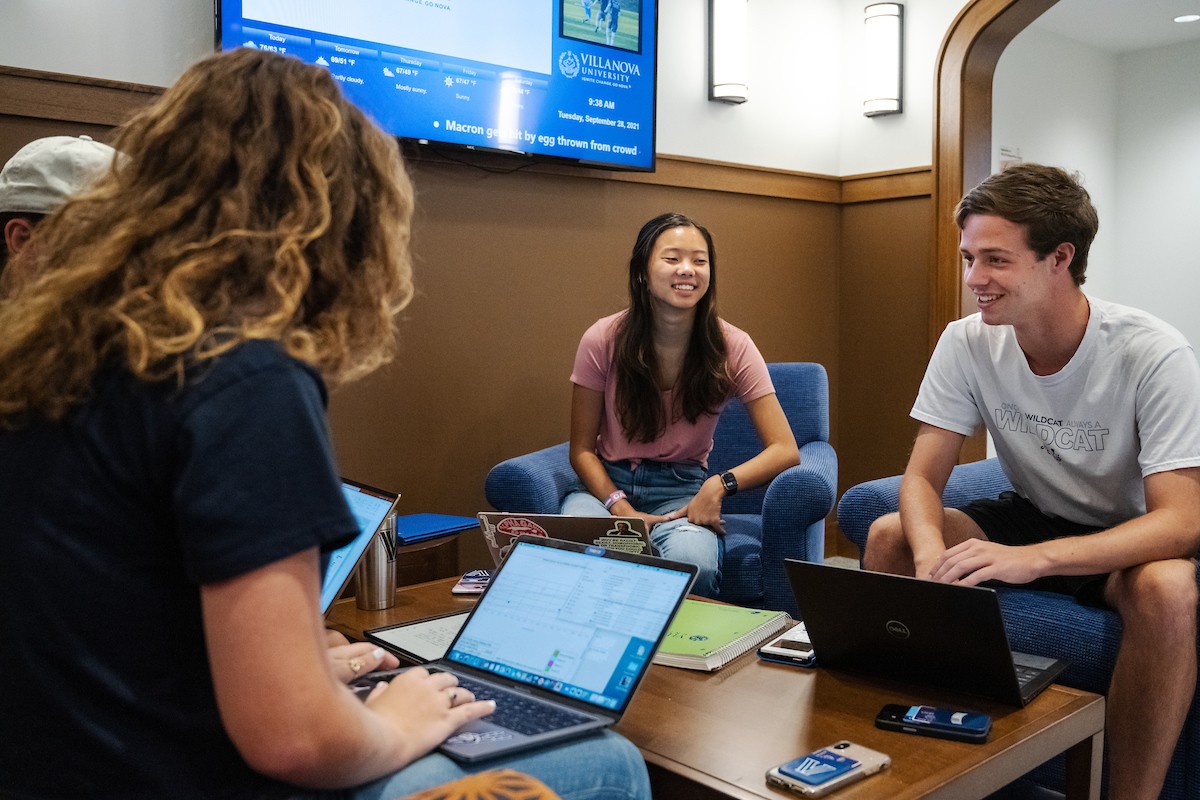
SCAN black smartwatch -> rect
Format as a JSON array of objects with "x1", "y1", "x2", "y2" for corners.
[{"x1": 720, "y1": 471, "x2": 739, "y2": 496}]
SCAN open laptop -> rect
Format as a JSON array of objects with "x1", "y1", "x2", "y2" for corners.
[
  {"x1": 783, "y1": 560, "x2": 1070, "y2": 707},
  {"x1": 404, "y1": 535, "x2": 696, "y2": 761},
  {"x1": 476, "y1": 512, "x2": 654, "y2": 565},
  {"x1": 319, "y1": 478, "x2": 401, "y2": 614}
]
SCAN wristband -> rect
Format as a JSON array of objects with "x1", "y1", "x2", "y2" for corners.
[{"x1": 603, "y1": 490, "x2": 627, "y2": 511}]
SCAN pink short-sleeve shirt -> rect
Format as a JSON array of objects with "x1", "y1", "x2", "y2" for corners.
[{"x1": 570, "y1": 311, "x2": 775, "y2": 469}]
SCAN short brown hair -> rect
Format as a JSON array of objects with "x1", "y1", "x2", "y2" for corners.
[{"x1": 955, "y1": 163, "x2": 1099, "y2": 285}]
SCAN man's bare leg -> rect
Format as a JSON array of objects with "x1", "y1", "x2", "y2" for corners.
[
  {"x1": 862, "y1": 508, "x2": 985, "y2": 576},
  {"x1": 1103, "y1": 559, "x2": 1197, "y2": 800}
]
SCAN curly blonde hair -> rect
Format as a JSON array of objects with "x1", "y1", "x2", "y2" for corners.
[{"x1": 0, "y1": 48, "x2": 414, "y2": 426}]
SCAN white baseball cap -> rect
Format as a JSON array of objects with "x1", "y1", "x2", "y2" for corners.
[{"x1": 0, "y1": 135, "x2": 116, "y2": 215}]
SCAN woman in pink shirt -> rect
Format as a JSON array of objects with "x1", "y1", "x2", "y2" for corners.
[{"x1": 561, "y1": 212, "x2": 799, "y2": 596}]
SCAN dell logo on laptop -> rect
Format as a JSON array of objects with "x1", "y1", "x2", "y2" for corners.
[{"x1": 885, "y1": 620, "x2": 911, "y2": 639}]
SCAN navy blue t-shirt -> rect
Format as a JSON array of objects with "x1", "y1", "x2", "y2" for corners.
[{"x1": 0, "y1": 340, "x2": 359, "y2": 799}]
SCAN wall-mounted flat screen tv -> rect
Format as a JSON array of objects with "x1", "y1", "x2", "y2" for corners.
[{"x1": 217, "y1": 1, "x2": 658, "y2": 171}]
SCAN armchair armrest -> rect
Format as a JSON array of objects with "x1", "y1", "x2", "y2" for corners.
[
  {"x1": 761, "y1": 440, "x2": 837, "y2": 612},
  {"x1": 484, "y1": 442, "x2": 575, "y2": 513},
  {"x1": 836, "y1": 475, "x2": 901, "y2": 555},
  {"x1": 939, "y1": 458, "x2": 1013, "y2": 508},
  {"x1": 762, "y1": 440, "x2": 837, "y2": 564}
]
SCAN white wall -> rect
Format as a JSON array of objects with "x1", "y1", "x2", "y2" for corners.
[
  {"x1": 994, "y1": 29, "x2": 1200, "y2": 348},
  {"x1": 836, "y1": 0, "x2": 969, "y2": 175},
  {"x1": 1111, "y1": 41, "x2": 1200, "y2": 337},
  {"x1": 992, "y1": 26, "x2": 1120, "y2": 301},
  {"x1": 0, "y1": 0, "x2": 971, "y2": 176},
  {"x1": 656, "y1": 0, "x2": 972, "y2": 175},
  {"x1": 655, "y1": 0, "x2": 844, "y2": 175},
  {"x1": 0, "y1": 0, "x2": 213, "y2": 87}
]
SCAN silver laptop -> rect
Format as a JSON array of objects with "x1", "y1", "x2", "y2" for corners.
[
  {"x1": 411, "y1": 535, "x2": 696, "y2": 761},
  {"x1": 783, "y1": 560, "x2": 1070, "y2": 707},
  {"x1": 476, "y1": 512, "x2": 653, "y2": 565},
  {"x1": 319, "y1": 478, "x2": 400, "y2": 613}
]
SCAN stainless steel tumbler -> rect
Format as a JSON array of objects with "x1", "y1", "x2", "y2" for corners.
[{"x1": 355, "y1": 513, "x2": 397, "y2": 610}]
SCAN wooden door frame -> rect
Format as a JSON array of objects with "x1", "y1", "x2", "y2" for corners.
[{"x1": 931, "y1": 0, "x2": 1057, "y2": 459}]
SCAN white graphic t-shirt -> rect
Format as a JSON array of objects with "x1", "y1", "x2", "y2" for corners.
[{"x1": 912, "y1": 296, "x2": 1200, "y2": 527}]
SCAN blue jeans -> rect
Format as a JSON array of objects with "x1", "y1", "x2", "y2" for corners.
[
  {"x1": 560, "y1": 459, "x2": 724, "y2": 598},
  {"x1": 299, "y1": 730, "x2": 650, "y2": 800}
]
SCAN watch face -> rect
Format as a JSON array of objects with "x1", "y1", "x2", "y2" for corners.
[{"x1": 721, "y1": 472, "x2": 738, "y2": 494}]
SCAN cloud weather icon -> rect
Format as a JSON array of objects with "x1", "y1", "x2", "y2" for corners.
[{"x1": 315, "y1": 56, "x2": 329, "y2": 66}]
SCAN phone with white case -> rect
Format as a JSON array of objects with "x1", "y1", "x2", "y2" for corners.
[{"x1": 765, "y1": 740, "x2": 890, "y2": 797}]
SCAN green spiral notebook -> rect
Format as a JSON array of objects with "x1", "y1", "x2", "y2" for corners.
[{"x1": 652, "y1": 599, "x2": 791, "y2": 671}]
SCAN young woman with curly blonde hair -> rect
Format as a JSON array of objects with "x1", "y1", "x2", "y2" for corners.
[{"x1": 0, "y1": 49, "x2": 649, "y2": 800}]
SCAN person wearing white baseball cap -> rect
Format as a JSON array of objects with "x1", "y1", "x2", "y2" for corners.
[{"x1": 0, "y1": 134, "x2": 116, "y2": 288}]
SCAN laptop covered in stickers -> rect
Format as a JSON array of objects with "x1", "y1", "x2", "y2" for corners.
[{"x1": 476, "y1": 512, "x2": 654, "y2": 565}]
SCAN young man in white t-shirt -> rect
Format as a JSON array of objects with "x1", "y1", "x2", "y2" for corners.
[{"x1": 865, "y1": 163, "x2": 1200, "y2": 800}]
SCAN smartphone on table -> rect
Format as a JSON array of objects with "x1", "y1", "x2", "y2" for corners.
[
  {"x1": 450, "y1": 568, "x2": 491, "y2": 595},
  {"x1": 765, "y1": 740, "x2": 890, "y2": 797},
  {"x1": 875, "y1": 703, "x2": 992, "y2": 743},
  {"x1": 757, "y1": 622, "x2": 815, "y2": 667}
]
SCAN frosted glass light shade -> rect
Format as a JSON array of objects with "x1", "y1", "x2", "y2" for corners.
[
  {"x1": 710, "y1": 0, "x2": 749, "y2": 104},
  {"x1": 864, "y1": 3, "x2": 903, "y2": 117}
]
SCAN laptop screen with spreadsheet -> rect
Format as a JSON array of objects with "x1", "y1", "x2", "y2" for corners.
[{"x1": 445, "y1": 538, "x2": 694, "y2": 715}]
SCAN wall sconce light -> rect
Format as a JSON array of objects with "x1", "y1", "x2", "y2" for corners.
[
  {"x1": 709, "y1": 0, "x2": 749, "y2": 104},
  {"x1": 863, "y1": 2, "x2": 903, "y2": 117}
]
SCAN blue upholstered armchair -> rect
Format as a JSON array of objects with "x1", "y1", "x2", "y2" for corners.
[
  {"x1": 837, "y1": 457, "x2": 1200, "y2": 799},
  {"x1": 484, "y1": 362, "x2": 836, "y2": 615}
]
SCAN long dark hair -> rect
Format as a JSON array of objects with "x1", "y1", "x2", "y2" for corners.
[{"x1": 613, "y1": 212, "x2": 730, "y2": 442}]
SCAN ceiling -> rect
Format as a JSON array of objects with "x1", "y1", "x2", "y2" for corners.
[{"x1": 1031, "y1": 0, "x2": 1200, "y2": 53}]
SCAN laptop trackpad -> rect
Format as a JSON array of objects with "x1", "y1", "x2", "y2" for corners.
[{"x1": 446, "y1": 720, "x2": 517, "y2": 745}]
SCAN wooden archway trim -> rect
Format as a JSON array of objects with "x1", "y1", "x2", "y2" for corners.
[
  {"x1": 931, "y1": 0, "x2": 1060, "y2": 346},
  {"x1": 930, "y1": 0, "x2": 1057, "y2": 459}
]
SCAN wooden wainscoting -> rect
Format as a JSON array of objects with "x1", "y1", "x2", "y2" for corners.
[{"x1": 0, "y1": 64, "x2": 933, "y2": 567}]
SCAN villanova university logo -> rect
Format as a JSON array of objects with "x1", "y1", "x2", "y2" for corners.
[{"x1": 558, "y1": 50, "x2": 581, "y2": 78}]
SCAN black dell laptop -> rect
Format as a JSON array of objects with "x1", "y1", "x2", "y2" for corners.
[{"x1": 784, "y1": 560, "x2": 1070, "y2": 707}]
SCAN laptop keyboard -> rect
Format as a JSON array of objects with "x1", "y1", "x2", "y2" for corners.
[
  {"x1": 454, "y1": 675, "x2": 593, "y2": 736},
  {"x1": 1013, "y1": 664, "x2": 1042, "y2": 687}
]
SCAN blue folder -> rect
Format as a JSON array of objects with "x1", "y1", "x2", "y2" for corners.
[{"x1": 394, "y1": 513, "x2": 478, "y2": 544}]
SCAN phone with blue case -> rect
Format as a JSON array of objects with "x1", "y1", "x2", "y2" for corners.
[{"x1": 875, "y1": 703, "x2": 992, "y2": 743}]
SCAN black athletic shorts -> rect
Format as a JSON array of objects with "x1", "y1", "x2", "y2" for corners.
[{"x1": 958, "y1": 491, "x2": 1111, "y2": 609}]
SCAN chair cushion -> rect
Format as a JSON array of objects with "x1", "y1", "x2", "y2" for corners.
[{"x1": 997, "y1": 588, "x2": 1121, "y2": 695}]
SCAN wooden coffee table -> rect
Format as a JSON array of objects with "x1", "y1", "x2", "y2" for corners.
[{"x1": 327, "y1": 578, "x2": 1104, "y2": 800}]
